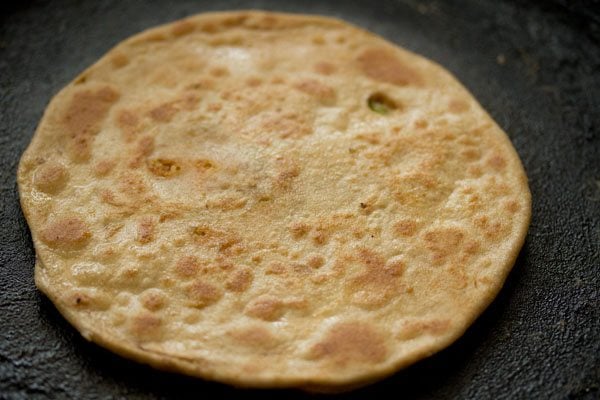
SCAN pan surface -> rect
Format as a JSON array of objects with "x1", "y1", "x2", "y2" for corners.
[{"x1": 1, "y1": 0, "x2": 598, "y2": 398}]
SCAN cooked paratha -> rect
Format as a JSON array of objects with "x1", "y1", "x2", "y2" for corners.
[{"x1": 17, "y1": 11, "x2": 531, "y2": 390}]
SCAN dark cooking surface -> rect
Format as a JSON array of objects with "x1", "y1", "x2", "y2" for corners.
[{"x1": 1, "y1": 0, "x2": 598, "y2": 398}]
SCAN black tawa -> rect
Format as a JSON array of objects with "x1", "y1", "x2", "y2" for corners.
[{"x1": 1, "y1": 1, "x2": 598, "y2": 399}]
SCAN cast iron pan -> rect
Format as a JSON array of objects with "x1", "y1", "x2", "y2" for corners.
[{"x1": 1, "y1": 0, "x2": 598, "y2": 398}]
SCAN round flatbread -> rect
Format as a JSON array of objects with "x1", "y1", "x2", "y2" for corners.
[{"x1": 17, "y1": 11, "x2": 531, "y2": 390}]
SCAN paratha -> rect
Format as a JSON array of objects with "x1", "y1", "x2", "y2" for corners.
[{"x1": 17, "y1": 11, "x2": 531, "y2": 390}]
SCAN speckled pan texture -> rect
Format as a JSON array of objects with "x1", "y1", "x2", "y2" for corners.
[{"x1": 17, "y1": 11, "x2": 530, "y2": 390}]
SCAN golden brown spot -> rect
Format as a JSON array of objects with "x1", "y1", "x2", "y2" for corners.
[
  {"x1": 110, "y1": 52, "x2": 129, "y2": 69},
  {"x1": 223, "y1": 14, "x2": 249, "y2": 27},
  {"x1": 356, "y1": 48, "x2": 423, "y2": 86},
  {"x1": 391, "y1": 172, "x2": 449, "y2": 208},
  {"x1": 191, "y1": 225, "x2": 242, "y2": 254},
  {"x1": 306, "y1": 254, "x2": 325, "y2": 269},
  {"x1": 176, "y1": 57, "x2": 205, "y2": 73},
  {"x1": 206, "y1": 102, "x2": 222, "y2": 112},
  {"x1": 461, "y1": 148, "x2": 481, "y2": 160},
  {"x1": 274, "y1": 158, "x2": 300, "y2": 190},
  {"x1": 229, "y1": 326, "x2": 279, "y2": 349},
  {"x1": 397, "y1": 319, "x2": 451, "y2": 340},
  {"x1": 245, "y1": 77, "x2": 262, "y2": 87},
  {"x1": 289, "y1": 222, "x2": 310, "y2": 239},
  {"x1": 63, "y1": 86, "x2": 120, "y2": 161},
  {"x1": 393, "y1": 219, "x2": 418, "y2": 237},
  {"x1": 310, "y1": 227, "x2": 328, "y2": 246},
  {"x1": 119, "y1": 172, "x2": 148, "y2": 196},
  {"x1": 468, "y1": 165, "x2": 483, "y2": 178},
  {"x1": 175, "y1": 255, "x2": 201, "y2": 278},
  {"x1": 265, "y1": 261, "x2": 286, "y2": 275},
  {"x1": 179, "y1": 92, "x2": 200, "y2": 111},
  {"x1": 218, "y1": 261, "x2": 234, "y2": 271},
  {"x1": 143, "y1": 31, "x2": 167, "y2": 42},
  {"x1": 314, "y1": 61, "x2": 337, "y2": 75},
  {"x1": 171, "y1": 20, "x2": 195, "y2": 36},
  {"x1": 186, "y1": 78, "x2": 215, "y2": 90},
  {"x1": 346, "y1": 249, "x2": 405, "y2": 309},
  {"x1": 210, "y1": 66, "x2": 229, "y2": 77},
  {"x1": 103, "y1": 222, "x2": 124, "y2": 239},
  {"x1": 448, "y1": 264, "x2": 468, "y2": 289},
  {"x1": 355, "y1": 132, "x2": 381, "y2": 145},
  {"x1": 99, "y1": 189, "x2": 122, "y2": 206},
  {"x1": 94, "y1": 159, "x2": 116, "y2": 176},
  {"x1": 206, "y1": 195, "x2": 247, "y2": 211},
  {"x1": 261, "y1": 113, "x2": 311, "y2": 139},
  {"x1": 475, "y1": 215, "x2": 489, "y2": 228},
  {"x1": 290, "y1": 262, "x2": 312, "y2": 275},
  {"x1": 225, "y1": 267, "x2": 254, "y2": 292},
  {"x1": 140, "y1": 288, "x2": 167, "y2": 311},
  {"x1": 352, "y1": 227, "x2": 366, "y2": 239},
  {"x1": 443, "y1": 133, "x2": 457, "y2": 142},
  {"x1": 360, "y1": 201, "x2": 380, "y2": 217},
  {"x1": 477, "y1": 276, "x2": 494, "y2": 286},
  {"x1": 244, "y1": 296, "x2": 283, "y2": 321},
  {"x1": 310, "y1": 274, "x2": 328, "y2": 284},
  {"x1": 130, "y1": 313, "x2": 162, "y2": 338},
  {"x1": 423, "y1": 227, "x2": 465, "y2": 265},
  {"x1": 414, "y1": 119, "x2": 428, "y2": 129},
  {"x1": 121, "y1": 267, "x2": 139, "y2": 281},
  {"x1": 487, "y1": 153, "x2": 507, "y2": 171},
  {"x1": 70, "y1": 291, "x2": 110, "y2": 310},
  {"x1": 506, "y1": 199, "x2": 520, "y2": 213},
  {"x1": 186, "y1": 280, "x2": 222, "y2": 308},
  {"x1": 294, "y1": 79, "x2": 336, "y2": 103},
  {"x1": 200, "y1": 22, "x2": 218, "y2": 33},
  {"x1": 116, "y1": 109, "x2": 140, "y2": 142},
  {"x1": 139, "y1": 136, "x2": 155, "y2": 154},
  {"x1": 312, "y1": 35, "x2": 325, "y2": 45},
  {"x1": 136, "y1": 217, "x2": 155, "y2": 244},
  {"x1": 474, "y1": 215, "x2": 507, "y2": 240},
  {"x1": 147, "y1": 159, "x2": 182, "y2": 178},
  {"x1": 73, "y1": 74, "x2": 88, "y2": 85},
  {"x1": 148, "y1": 102, "x2": 177, "y2": 123},
  {"x1": 195, "y1": 159, "x2": 215, "y2": 171},
  {"x1": 464, "y1": 240, "x2": 481, "y2": 255},
  {"x1": 40, "y1": 217, "x2": 90, "y2": 249},
  {"x1": 159, "y1": 211, "x2": 181, "y2": 223},
  {"x1": 72, "y1": 292, "x2": 91, "y2": 307},
  {"x1": 128, "y1": 136, "x2": 155, "y2": 168},
  {"x1": 34, "y1": 162, "x2": 68, "y2": 193},
  {"x1": 448, "y1": 98, "x2": 470, "y2": 113},
  {"x1": 261, "y1": 15, "x2": 278, "y2": 28},
  {"x1": 487, "y1": 180, "x2": 511, "y2": 197},
  {"x1": 308, "y1": 322, "x2": 388, "y2": 365},
  {"x1": 218, "y1": 236, "x2": 243, "y2": 254}
]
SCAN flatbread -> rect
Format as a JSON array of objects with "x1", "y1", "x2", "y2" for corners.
[{"x1": 17, "y1": 11, "x2": 531, "y2": 390}]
